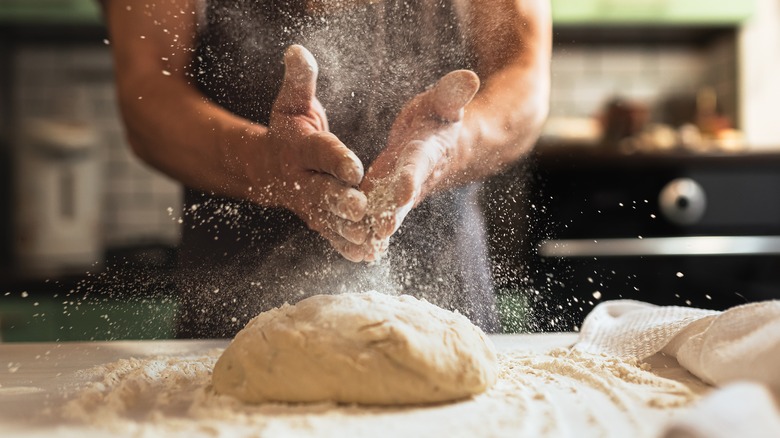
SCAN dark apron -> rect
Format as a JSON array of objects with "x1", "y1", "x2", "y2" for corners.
[{"x1": 175, "y1": 0, "x2": 499, "y2": 337}]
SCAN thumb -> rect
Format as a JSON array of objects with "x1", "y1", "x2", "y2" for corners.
[
  {"x1": 275, "y1": 44, "x2": 319, "y2": 113},
  {"x1": 429, "y1": 70, "x2": 480, "y2": 122}
]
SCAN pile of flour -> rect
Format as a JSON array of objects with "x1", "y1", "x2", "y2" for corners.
[{"x1": 58, "y1": 346, "x2": 702, "y2": 437}]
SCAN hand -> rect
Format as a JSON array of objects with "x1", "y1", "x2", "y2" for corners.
[
  {"x1": 358, "y1": 70, "x2": 480, "y2": 261},
  {"x1": 262, "y1": 45, "x2": 370, "y2": 261}
]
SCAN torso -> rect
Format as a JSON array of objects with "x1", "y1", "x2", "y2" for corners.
[{"x1": 176, "y1": 0, "x2": 499, "y2": 337}]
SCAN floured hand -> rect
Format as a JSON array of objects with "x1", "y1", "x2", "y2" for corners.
[
  {"x1": 263, "y1": 45, "x2": 369, "y2": 262},
  {"x1": 354, "y1": 70, "x2": 480, "y2": 262}
]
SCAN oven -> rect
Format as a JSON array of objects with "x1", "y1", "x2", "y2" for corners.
[{"x1": 519, "y1": 147, "x2": 780, "y2": 330}]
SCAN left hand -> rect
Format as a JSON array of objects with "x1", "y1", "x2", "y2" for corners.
[{"x1": 357, "y1": 70, "x2": 480, "y2": 261}]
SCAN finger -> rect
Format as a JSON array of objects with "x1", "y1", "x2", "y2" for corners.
[
  {"x1": 275, "y1": 44, "x2": 319, "y2": 114},
  {"x1": 400, "y1": 140, "x2": 444, "y2": 197},
  {"x1": 369, "y1": 141, "x2": 440, "y2": 239},
  {"x1": 312, "y1": 98, "x2": 329, "y2": 132},
  {"x1": 430, "y1": 70, "x2": 480, "y2": 122},
  {"x1": 306, "y1": 206, "x2": 369, "y2": 244},
  {"x1": 372, "y1": 192, "x2": 415, "y2": 238},
  {"x1": 300, "y1": 212, "x2": 367, "y2": 262},
  {"x1": 301, "y1": 132, "x2": 364, "y2": 186},
  {"x1": 320, "y1": 227, "x2": 369, "y2": 263},
  {"x1": 364, "y1": 237, "x2": 389, "y2": 262},
  {"x1": 369, "y1": 172, "x2": 413, "y2": 238},
  {"x1": 328, "y1": 188, "x2": 368, "y2": 222},
  {"x1": 360, "y1": 158, "x2": 392, "y2": 194},
  {"x1": 370, "y1": 209, "x2": 397, "y2": 242},
  {"x1": 332, "y1": 218, "x2": 371, "y2": 245},
  {"x1": 309, "y1": 173, "x2": 367, "y2": 221}
]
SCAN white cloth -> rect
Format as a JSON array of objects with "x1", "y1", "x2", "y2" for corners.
[
  {"x1": 575, "y1": 300, "x2": 780, "y2": 438},
  {"x1": 575, "y1": 299, "x2": 780, "y2": 390},
  {"x1": 662, "y1": 382, "x2": 780, "y2": 438}
]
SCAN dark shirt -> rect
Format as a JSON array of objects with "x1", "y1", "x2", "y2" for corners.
[{"x1": 176, "y1": 0, "x2": 499, "y2": 337}]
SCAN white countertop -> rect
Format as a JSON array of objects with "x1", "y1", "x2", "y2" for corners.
[{"x1": 0, "y1": 333, "x2": 709, "y2": 437}]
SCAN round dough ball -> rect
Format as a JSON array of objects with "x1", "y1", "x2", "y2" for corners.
[{"x1": 212, "y1": 291, "x2": 498, "y2": 405}]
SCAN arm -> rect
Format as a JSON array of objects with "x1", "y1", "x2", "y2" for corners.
[
  {"x1": 455, "y1": 0, "x2": 552, "y2": 183},
  {"x1": 102, "y1": 1, "x2": 369, "y2": 260},
  {"x1": 103, "y1": 0, "x2": 264, "y2": 200},
  {"x1": 359, "y1": 0, "x2": 552, "y2": 259}
]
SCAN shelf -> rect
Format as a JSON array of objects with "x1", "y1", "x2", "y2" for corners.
[{"x1": 552, "y1": 25, "x2": 736, "y2": 46}]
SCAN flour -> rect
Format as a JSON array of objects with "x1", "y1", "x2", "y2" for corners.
[
  {"x1": 364, "y1": 172, "x2": 415, "y2": 260},
  {"x1": 364, "y1": 174, "x2": 397, "y2": 250},
  {"x1": 59, "y1": 345, "x2": 701, "y2": 437},
  {"x1": 61, "y1": 352, "x2": 220, "y2": 429}
]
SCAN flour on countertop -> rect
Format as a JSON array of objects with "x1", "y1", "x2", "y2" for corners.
[{"x1": 58, "y1": 346, "x2": 702, "y2": 437}]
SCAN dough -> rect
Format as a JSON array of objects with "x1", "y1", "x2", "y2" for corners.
[{"x1": 212, "y1": 291, "x2": 498, "y2": 405}]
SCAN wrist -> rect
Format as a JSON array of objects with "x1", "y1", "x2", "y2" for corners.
[{"x1": 218, "y1": 119, "x2": 281, "y2": 205}]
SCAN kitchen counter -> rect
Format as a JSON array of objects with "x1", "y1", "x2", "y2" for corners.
[{"x1": 0, "y1": 334, "x2": 710, "y2": 437}]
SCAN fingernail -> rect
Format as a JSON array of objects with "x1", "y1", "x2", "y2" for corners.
[
  {"x1": 338, "y1": 162, "x2": 363, "y2": 185},
  {"x1": 339, "y1": 220, "x2": 367, "y2": 244},
  {"x1": 343, "y1": 247, "x2": 364, "y2": 263}
]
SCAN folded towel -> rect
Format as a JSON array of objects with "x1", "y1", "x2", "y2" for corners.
[
  {"x1": 574, "y1": 299, "x2": 780, "y2": 390},
  {"x1": 662, "y1": 382, "x2": 780, "y2": 438},
  {"x1": 575, "y1": 300, "x2": 780, "y2": 438}
]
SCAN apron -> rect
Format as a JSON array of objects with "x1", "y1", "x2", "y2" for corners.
[{"x1": 175, "y1": 0, "x2": 499, "y2": 337}]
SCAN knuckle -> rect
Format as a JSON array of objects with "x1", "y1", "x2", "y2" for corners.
[{"x1": 308, "y1": 131, "x2": 338, "y2": 146}]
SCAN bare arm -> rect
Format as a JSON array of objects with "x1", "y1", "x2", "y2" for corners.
[
  {"x1": 103, "y1": 0, "x2": 369, "y2": 260},
  {"x1": 103, "y1": 0, "x2": 267, "y2": 200},
  {"x1": 358, "y1": 0, "x2": 551, "y2": 260},
  {"x1": 448, "y1": 0, "x2": 552, "y2": 186}
]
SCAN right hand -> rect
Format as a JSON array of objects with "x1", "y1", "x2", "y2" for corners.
[{"x1": 262, "y1": 45, "x2": 370, "y2": 261}]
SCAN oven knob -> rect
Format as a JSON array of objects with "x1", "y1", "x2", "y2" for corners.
[{"x1": 659, "y1": 178, "x2": 706, "y2": 225}]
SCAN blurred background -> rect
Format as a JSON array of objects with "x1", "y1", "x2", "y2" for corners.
[{"x1": 1, "y1": 0, "x2": 779, "y2": 340}]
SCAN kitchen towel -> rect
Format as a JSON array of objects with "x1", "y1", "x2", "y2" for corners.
[
  {"x1": 575, "y1": 299, "x2": 780, "y2": 438},
  {"x1": 661, "y1": 382, "x2": 780, "y2": 438},
  {"x1": 574, "y1": 299, "x2": 780, "y2": 390}
]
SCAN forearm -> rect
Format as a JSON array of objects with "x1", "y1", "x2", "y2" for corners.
[
  {"x1": 439, "y1": 0, "x2": 551, "y2": 189},
  {"x1": 104, "y1": 0, "x2": 277, "y2": 205},
  {"x1": 117, "y1": 75, "x2": 276, "y2": 203},
  {"x1": 455, "y1": 59, "x2": 550, "y2": 181}
]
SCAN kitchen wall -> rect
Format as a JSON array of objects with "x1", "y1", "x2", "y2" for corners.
[
  {"x1": 739, "y1": 0, "x2": 780, "y2": 150},
  {"x1": 549, "y1": 36, "x2": 737, "y2": 127},
  {"x1": 12, "y1": 45, "x2": 182, "y2": 249}
]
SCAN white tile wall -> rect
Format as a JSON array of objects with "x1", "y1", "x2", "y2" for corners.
[
  {"x1": 550, "y1": 41, "x2": 735, "y2": 125},
  {"x1": 739, "y1": 0, "x2": 780, "y2": 150},
  {"x1": 13, "y1": 46, "x2": 182, "y2": 248}
]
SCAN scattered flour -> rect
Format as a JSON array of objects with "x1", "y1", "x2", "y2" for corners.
[
  {"x1": 363, "y1": 172, "x2": 415, "y2": 260},
  {"x1": 58, "y1": 346, "x2": 701, "y2": 437}
]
